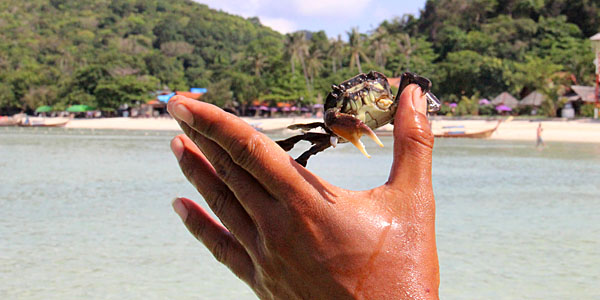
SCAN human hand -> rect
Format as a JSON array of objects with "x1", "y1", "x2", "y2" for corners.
[{"x1": 167, "y1": 84, "x2": 439, "y2": 300}]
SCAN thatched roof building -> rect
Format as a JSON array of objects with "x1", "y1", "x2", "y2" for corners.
[
  {"x1": 568, "y1": 85, "x2": 596, "y2": 103},
  {"x1": 520, "y1": 91, "x2": 545, "y2": 106},
  {"x1": 492, "y1": 92, "x2": 519, "y2": 108}
]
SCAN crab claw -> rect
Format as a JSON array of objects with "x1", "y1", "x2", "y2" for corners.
[{"x1": 327, "y1": 113, "x2": 384, "y2": 158}]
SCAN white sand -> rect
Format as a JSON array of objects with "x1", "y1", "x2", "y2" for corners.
[{"x1": 65, "y1": 117, "x2": 600, "y2": 143}]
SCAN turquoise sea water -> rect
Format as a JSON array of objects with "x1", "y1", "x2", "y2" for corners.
[{"x1": 1, "y1": 126, "x2": 599, "y2": 299}]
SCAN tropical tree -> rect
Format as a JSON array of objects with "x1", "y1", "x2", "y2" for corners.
[
  {"x1": 397, "y1": 33, "x2": 417, "y2": 72},
  {"x1": 248, "y1": 52, "x2": 268, "y2": 77},
  {"x1": 328, "y1": 35, "x2": 344, "y2": 74},
  {"x1": 306, "y1": 49, "x2": 324, "y2": 86},
  {"x1": 285, "y1": 32, "x2": 310, "y2": 90},
  {"x1": 347, "y1": 28, "x2": 370, "y2": 73},
  {"x1": 370, "y1": 28, "x2": 391, "y2": 69}
]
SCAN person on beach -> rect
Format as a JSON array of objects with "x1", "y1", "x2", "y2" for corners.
[
  {"x1": 536, "y1": 122, "x2": 545, "y2": 149},
  {"x1": 167, "y1": 84, "x2": 439, "y2": 299}
]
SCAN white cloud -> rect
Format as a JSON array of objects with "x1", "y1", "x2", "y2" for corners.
[
  {"x1": 192, "y1": 0, "x2": 297, "y2": 34},
  {"x1": 259, "y1": 17, "x2": 297, "y2": 34},
  {"x1": 292, "y1": 0, "x2": 372, "y2": 18}
]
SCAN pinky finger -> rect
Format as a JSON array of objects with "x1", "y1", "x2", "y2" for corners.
[{"x1": 173, "y1": 197, "x2": 256, "y2": 285}]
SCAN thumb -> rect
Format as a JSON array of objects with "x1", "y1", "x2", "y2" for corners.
[{"x1": 386, "y1": 84, "x2": 434, "y2": 190}]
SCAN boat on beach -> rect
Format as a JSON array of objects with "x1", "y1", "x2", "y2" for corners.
[
  {"x1": 15, "y1": 116, "x2": 70, "y2": 127},
  {"x1": 433, "y1": 120, "x2": 502, "y2": 139},
  {"x1": 0, "y1": 116, "x2": 17, "y2": 126}
]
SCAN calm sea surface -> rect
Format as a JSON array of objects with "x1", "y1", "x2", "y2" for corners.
[{"x1": 1, "y1": 126, "x2": 599, "y2": 299}]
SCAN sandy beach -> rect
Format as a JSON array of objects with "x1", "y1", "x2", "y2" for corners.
[{"x1": 64, "y1": 116, "x2": 600, "y2": 143}]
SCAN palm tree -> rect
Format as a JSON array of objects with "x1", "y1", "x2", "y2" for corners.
[
  {"x1": 285, "y1": 32, "x2": 310, "y2": 90},
  {"x1": 328, "y1": 35, "x2": 344, "y2": 74},
  {"x1": 284, "y1": 34, "x2": 298, "y2": 74},
  {"x1": 248, "y1": 52, "x2": 268, "y2": 77},
  {"x1": 347, "y1": 28, "x2": 369, "y2": 73},
  {"x1": 370, "y1": 28, "x2": 391, "y2": 69},
  {"x1": 397, "y1": 33, "x2": 416, "y2": 73},
  {"x1": 306, "y1": 49, "x2": 323, "y2": 86}
]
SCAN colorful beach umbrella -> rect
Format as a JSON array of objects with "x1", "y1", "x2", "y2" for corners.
[
  {"x1": 495, "y1": 105, "x2": 512, "y2": 112},
  {"x1": 66, "y1": 105, "x2": 94, "y2": 112},
  {"x1": 146, "y1": 100, "x2": 161, "y2": 105},
  {"x1": 157, "y1": 92, "x2": 175, "y2": 103},
  {"x1": 479, "y1": 98, "x2": 491, "y2": 105},
  {"x1": 35, "y1": 105, "x2": 52, "y2": 113}
]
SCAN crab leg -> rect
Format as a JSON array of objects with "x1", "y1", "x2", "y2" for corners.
[
  {"x1": 326, "y1": 112, "x2": 383, "y2": 158},
  {"x1": 287, "y1": 122, "x2": 327, "y2": 132},
  {"x1": 295, "y1": 139, "x2": 332, "y2": 167},
  {"x1": 276, "y1": 132, "x2": 333, "y2": 166}
]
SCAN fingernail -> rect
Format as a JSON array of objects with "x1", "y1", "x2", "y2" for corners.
[
  {"x1": 412, "y1": 86, "x2": 427, "y2": 115},
  {"x1": 173, "y1": 103, "x2": 193, "y2": 124},
  {"x1": 170, "y1": 137, "x2": 184, "y2": 162},
  {"x1": 172, "y1": 198, "x2": 188, "y2": 222}
]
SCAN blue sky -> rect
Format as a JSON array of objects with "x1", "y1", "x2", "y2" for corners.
[{"x1": 193, "y1": 0, "x2": 427, "y2": 38}]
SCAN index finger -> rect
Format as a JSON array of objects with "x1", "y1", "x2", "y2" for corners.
[{"x1": 168, "y1": 96, "x2": 321, "y2": 203}]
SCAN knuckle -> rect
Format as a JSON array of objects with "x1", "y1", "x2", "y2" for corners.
[
  {"x1": 202, "y1": 118, "x2": 218, "y2": 137},
  {"x1": 405, "y1": 126, "x2": 434, "y2": 149},
  {"x1": 208, "y1": 188, "x2": 230, "y2": 218},
  {"x1": 189, "y1": 215, "x2": 208, "y2": 242},
  {"x1": 228, "y1": 133, "x2": 263, "y2": 169},
  {"x1": 183, "y1": 125, "x2": 199, "y2": 142},
  {"x1": 211, "y1": 238, "x2": 230, "y2": 263},
  {"x1": 180, "y1": 155, "x2": 201, "y2": 183},
  {"x1": 211, "y1": 151, "x2": 237, "y2": 183}
]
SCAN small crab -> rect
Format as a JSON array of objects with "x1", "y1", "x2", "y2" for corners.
[{"x1": 276, "y1": 71, "x2": 441, "y2": 167}]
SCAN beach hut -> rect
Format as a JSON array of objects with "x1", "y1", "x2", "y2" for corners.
[
  {"x1": 492, "y1": 92, "x2": 519, "y2": 109},
  {"x1": 564, "y1": 85, "x2": 596, "y2": 116},
  {"x1": 519, "y1": 91, "x2": 545, "y2": 107},
  {"x1": 568, "y1": 85, "x2": 596, "y2": 103},
  {"x1": 519, "y1": 91, "x2": 545, "y2": 115}
]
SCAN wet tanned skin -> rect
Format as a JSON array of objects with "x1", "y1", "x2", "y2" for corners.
[{"x1": 167, "y1": 84, "x2": 439, "y2": 300}]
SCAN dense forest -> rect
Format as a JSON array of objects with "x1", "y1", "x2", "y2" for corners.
[{"x1": 1, "y1": 0, "x2": 599, "y2": 116}]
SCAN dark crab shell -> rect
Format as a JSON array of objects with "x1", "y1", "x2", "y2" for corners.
[
  {"x1": 276, "y1": 71, "x2": 440, "y2": 167},
  {"x1": 325, "y1": 71, "x2": 396, "y2": 131}
]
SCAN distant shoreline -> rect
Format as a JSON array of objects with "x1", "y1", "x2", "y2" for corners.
[{"x1": 58, "y1": 117, "x2": 600, "y2": 144}]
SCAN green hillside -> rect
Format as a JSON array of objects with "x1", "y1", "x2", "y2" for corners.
[
  {"x1": 0, "y1": 0, "x2": 598, "y2": 116},
  {"x1": 0, "y1": 0, "x2": 283, "y2": 113}
]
